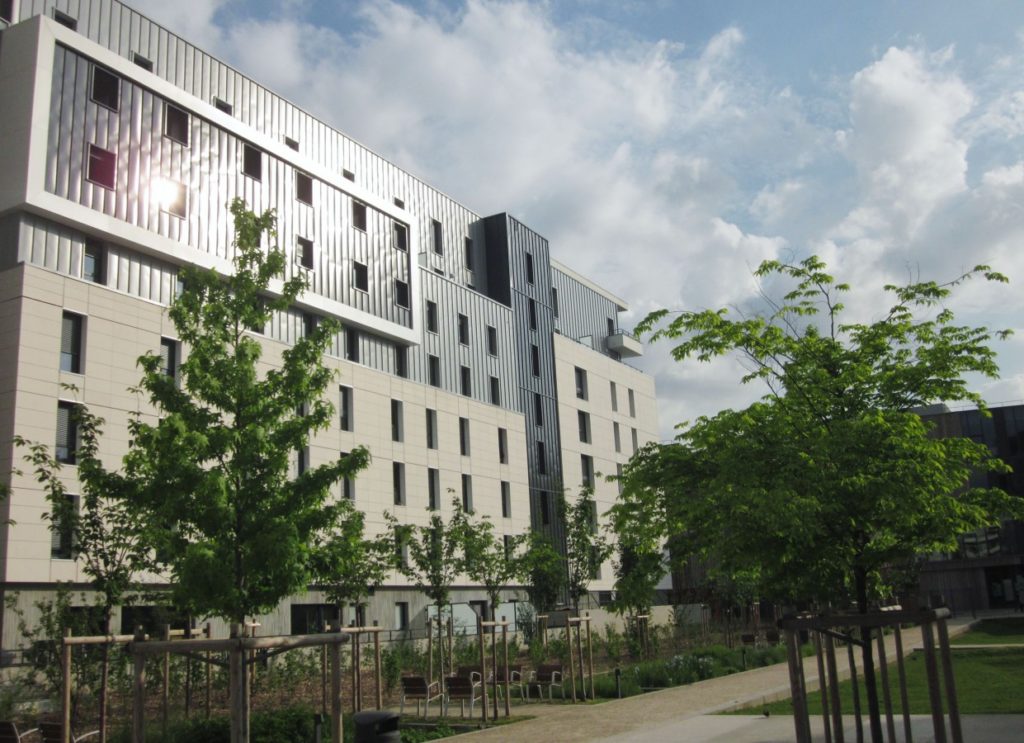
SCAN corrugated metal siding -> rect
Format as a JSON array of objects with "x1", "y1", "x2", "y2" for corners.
[{"x1": 552, "y1": 267, "x2": 620, "y2": 357}]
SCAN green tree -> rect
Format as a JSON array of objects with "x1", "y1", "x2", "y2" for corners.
[
  {"x1": 123, "y1": 199, "x2": 370, "y2": 626},
  {"x1": 461, "y1": 511, "x2": 528, "y2": 620},
  {"x1": 312, "y1": 499, "x2": 392, "y2": 626},
  {"x1": 561, "y1": 487, "x2": 610, "y2": 614},
  {"x1": 520, "y1": 532, "x2": 564, "y2": 614},
  {"x1": 630, "y1": 256, "x2": 1021, "y2": 737}
]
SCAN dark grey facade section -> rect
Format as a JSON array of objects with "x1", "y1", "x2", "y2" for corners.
[{"x1": 552, "y1": 266, "x2": 624, "y2": 360}]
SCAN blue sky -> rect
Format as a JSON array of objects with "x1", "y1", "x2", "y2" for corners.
[{"x1": 133, "y1": 0, "x2": 1024, "y2": 437}]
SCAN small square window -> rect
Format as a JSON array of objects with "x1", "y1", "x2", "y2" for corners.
[
  {"x1": 395, "y1": 280, "x2": 410, "y2": 308},
  {"x1": 460, "y1": 366, "x2": 471, "y2": 397},
  {"x1": 353, "y1": 262, "x2": 369, "y2": 292},
  {"x1": 352, "y1": 201, "x2": 368, "y2": 231},
  {"x1": 429, "y1": 355, "x2": 440, "y2": 387},
  {"x1": 90, "y1": 67, "x2": 120, "y2": 111},
  {"x1": 393, "y1": 222, "x2": 408, "y2": 251},
  {"x1": 297, "y1": 237, "x2": 314, "y2": 270},
  {"x1": 284, "y1": 136, "x2": 299, "y2": 151},
  {"x1": 164, "y1": 103, "x2": 190, "y2": 146},
  {"x1": 53, "y1": 9, "x2": 77, "y2": 30},
  {"x1": 464, "y1": 237, "x2": 474, "y2": 270},
  {"x1": 296, "y1": 172, "x2": 313, "y2": 205},
  {"x1": 431, "y1": 219, "x2": 443, "y2": 255},
  {"x1": 132, "y1": 52, "x2": 153, "y2": 72},
  {"x1": 156, "y1": 178, "x2": 187, "y2": 218},
  {"x1": 343, "y1": 169, "x2": 355, "y2": 181},
  {"x1": 86, "y1": 144, "x2": 116, "y2": 190},
  {"x1": 457, "y1": 314, "x2": 469, "y2": 346},
  {"x1": 487, "y1": 326, "x2": 498, "y2": 356},
  {"x1": 243, "y1": 144, "x2": 262, "y2": 181},
  {"x1": 426, "y1": 301, "x2": 438, "y2": 333},
  {"x1": 214, "y1": 97, "x2": 233, "y2": 115}
]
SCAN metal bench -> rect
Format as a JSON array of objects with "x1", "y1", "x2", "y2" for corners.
[{"x1": 398, "y1": 675, "x2": 442, "y2": 718}]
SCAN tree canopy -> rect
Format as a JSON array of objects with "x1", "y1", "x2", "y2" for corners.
[
  {"x1": 122, "y1": 200, "x2": 370, "y2": 624},
  {"x1": 625, "y1": 256, "x2": 1020, "y2": 609}
]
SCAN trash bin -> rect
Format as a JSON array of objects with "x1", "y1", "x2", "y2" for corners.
[{"x1": 352, "y1": 710, "x2": 400, "y2": 743}]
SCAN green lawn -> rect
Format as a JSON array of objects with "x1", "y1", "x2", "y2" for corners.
[
  {"x1": 730, "y1": 648, "x2": 1024, "y2": 716},
  {"x1": 950, "y1": 616, "x2": 1024, "y2": 645}
]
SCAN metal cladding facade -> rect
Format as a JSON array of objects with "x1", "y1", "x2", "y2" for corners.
[{"x1": 0, "y1": 0, "x2": 660, "y2": 636}]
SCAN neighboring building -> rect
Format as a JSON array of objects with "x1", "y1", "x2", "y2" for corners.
[
  {"x1": 0, "y1": 1, "x2": 658, "y2": 648},
  {"x1": 917, "y1": 403, "x2": 1024, "y2": 612}
]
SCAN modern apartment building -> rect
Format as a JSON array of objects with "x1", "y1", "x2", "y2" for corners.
[{"x1": 0, "y1": 1, "x2": 658, "y2": 646}]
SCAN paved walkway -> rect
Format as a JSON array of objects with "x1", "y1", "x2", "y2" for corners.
[{"x1": 448, "y1": 612, "x2": 1019, "y2": 742}]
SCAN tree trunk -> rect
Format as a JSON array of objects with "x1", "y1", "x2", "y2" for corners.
[
  {"x1": 100, "y1": 608, "x2": 111, "y2": 743},
  {"x1": 855, "y1": 566, "x2": 883, "y2": 743}
]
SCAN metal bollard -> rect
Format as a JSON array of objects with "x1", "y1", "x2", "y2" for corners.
[{"x1": 615, "y1": 667, "x2": 622, "y2": 699}]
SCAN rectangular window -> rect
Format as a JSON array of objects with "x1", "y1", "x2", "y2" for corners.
[
  {"x1": 525, "y1": 253, "x2": 535, "y2": 284},
  {"x1": 290, "y1": 604, "x2": 339, "y2": 635},
  {"x1": 345, "y1": 328, "x2": 360, "y2": 363},
  {"x1": 343, "y1": 169, "x2": 355, "y2": 182},
  {"x1": 537, "y1": 441, "x2": 547, "y2": 474},
  {"x1": 297, "y1": 447, "x2": 308, "y2": 476},
  {"x1": 395, "y1": 346, "x2": 408, "y2": 378},
  {"x1": 431, "y1": 219, "x2": 443, "y2": 255},
  {"x1": 539, "y1": 491, "x2": 550, "y2": 525},
  {"x1": 213, "y1": 97, "x2": 233, "y2": 115},
  {"x1": 498, "y1": 428, "x2": 508, "y2": 464},
  {"x1": 575, "y1": 367, "x2": 588, "y2": 400},
  {"x1": 457, "y1": 314, "x2": 469, "y2": 345},
  {"x1": 428, "y1": 468, "x2": 440, "y2": 510},
  {"x1": 531, "y1": 345, "x2": 540, "y2": 377},
  {"x1": 394, "y1": 197, "x2": 405, "y2": 208},
  {"x1": 461, "y1": 474, "x2": 473, "y2": 512},
  {"x1": 393, "y1": 462, "x2": 406, "y2": 506},
  {"x1": 156, "y1": 178, "x2": 186, "y2": 218},
  {"x1": 395, "y1": 535, "x2": 408, "y2": 569},
  {"x1": 581, "y1": 454, "x2": 594, "y2": 488},
  {"x1": 464, "y1": 237, "x2": 474, "y2": 270},
  {"x1": 533, "y1": 393, "x2": 543, "y2": 426},
  {"x1": 296, "y1": 172, "x2": 313, "y2": 205},
  {"x1": 160, "y1": 338, "x2": 179, "y2": 381},
  {"x1": 528, "y1": 299, "x2": 537, "y2": 330},
  {"x1": 632, "y1": 427, "x2": 639, "y2": 453},
  {"x1": 613, "y1": 422, "x2": 621, "y2": 453},
  {"x1": 610, "y1": 381, "x2": 618, "y2": 412},
  {"x1": 340, "y1": 452, "x2": 355, "y2": 500},
  {"x1": 394, "y1": 602, "x2": 409, "y2": 630},
  {"x1": 394, "y1": 222, "x2": 408, "y2": 251},
  {"x1": 83, "y1": 241, "x2": 104, "y2": 284},
  {"x1": 459, "y1": 418, "x2": 470, "y2": 456},
  {"x1": 426, "y1": 409, "x2": 438, "y2": 449},
  {"x1": 352, "y1": 201, "x2": 368, "y2": 231},
  {"x1": 297, "y1": 237, "x2": 314, "y2": 269},
  {"x1": 391, "y1": 400, "x2": 404, "y2": 442},
  {"x1": 552, "y1": 287, "x2": 559, "y2": 317},
  {"x1": 628, "y1": 388, "x2": 636, "y2": 417},
  {"x1": 489, "y1": 376, "x2": 500, "y2": 406},
  {"x1": 243, "y1": 144, "x2": 262, "y2": 180},
  {"x1": 353, "y1": 262, "x2": 369, "y2": 292},
  {"x1": 426, "y1": 301, "x2": 438, "y2": 333},
  {"x1": 53, "y1": 9, "x2": 77, "y2": 29},
  {"x1": 56, "y1": 401, "x2": 78, "y2": 464},
  {"x1": 501, "y1": 482, "x2": 511, "y2": 518},
  {"x1": 86, "y1": 144, "x2": 116, "y2": 190},
  {"x1": 303, "y1": 312, "x2": 319, "y2": 338},
  {"x1": 607, "y1": 318, "x2": 616, "y2": 336},
  {"x1": 50, "y1": 494, "x2": 78, "y2": 560},
  {"x1": 339, "y1": 386, "x2": 353, "y2": 431},
  {"x1": 60, "y1": 312, "x2": 84, "y2": 374},
  {"x1": 487, "y1": 326, "x2": 498, "y2": 356},
  {"x1": 578, "y1": 411, "x2": 591, "y2": 444},
  {"x1": 395, "y1": 280, "x2": 410, "y2": 308},
  {"x1": 460, "y1": 366, "x2": 471, "y2": 397},
  {"x1": 617, "y1": 463, "x2": 624, "y2": 495},
  {"x1": 91, "y1": 66, "x2": 120, "y2": 111},
  {"x1": 164, "y1": 103, "x2": 190, "y2": 146},
  {"x1": 284, "y1": 136, "x2": 299, "y2": 151},
  {"x1": 428, "y1": 356, "x2": 440, "y2": 387}
]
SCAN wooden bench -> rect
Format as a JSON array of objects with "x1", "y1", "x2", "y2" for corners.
[
  {"x1": 0, "y1": 722, "x2": 39, "y2": 743},
  {"x1": 399, "y1": 675, "x2": 442, "y2": 718},
  {"x1": 526, "y1": 663, "x2": 564, "y2": 701}
]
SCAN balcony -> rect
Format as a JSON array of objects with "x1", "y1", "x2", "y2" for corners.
[{"x1": 606, "y1": 330, "x2": 643, "y2": 358}]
